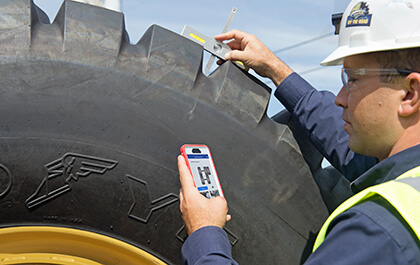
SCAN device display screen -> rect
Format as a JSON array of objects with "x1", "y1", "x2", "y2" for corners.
[{"x1": 181, "y1": 145, "x2": 223, "y2": 199}]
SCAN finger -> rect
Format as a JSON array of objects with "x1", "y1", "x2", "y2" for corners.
[
  {"x1": 179, "y1": 188, "x2": 184, "y2": 212},
  {"x1": 226, "y1": 214, "x2": 232, "y2": 222},
  {"x1": 179, "y1": 187, "x2": 184, "y2": 202},
  {"x1": 213, "y1": 196, "x2": 229, "y2": 211},
  {"x1": 225, "y1": 39, "x2": 242, "y2": 51},
  {"x1": 178, "y1": 155, "x2": 197, "y2": 193},
  {"x1": 215, "y1": 29, "x2": 246, "y2": 42}
]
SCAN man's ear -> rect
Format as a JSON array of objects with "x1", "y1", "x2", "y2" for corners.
[{"x1": 398, "y1": 73, "x2": 420, "y2": 117}]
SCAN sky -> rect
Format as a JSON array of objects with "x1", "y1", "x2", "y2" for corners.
[{"x1": 33, "y1": 0, "x2": 350, "y2": 117}]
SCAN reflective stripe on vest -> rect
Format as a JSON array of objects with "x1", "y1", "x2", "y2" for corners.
[{"x1": 313, "y1": 165, "x2": 420, "y2": 252}]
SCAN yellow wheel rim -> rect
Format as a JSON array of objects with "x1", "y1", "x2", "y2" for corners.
[{"x1": 0, "y1": 226, "x2": 166, "y2": 265}]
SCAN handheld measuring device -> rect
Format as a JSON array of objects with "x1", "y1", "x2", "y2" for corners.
[
  {"x1": 180, "y1": 144, "x2": 224, "y2": 199},
  {"x1": 181, "y1": 25, "x2": 232, "y2": 60},
  {"x1": 181, "y1": 7, "x2": 244, "y2": 72}
]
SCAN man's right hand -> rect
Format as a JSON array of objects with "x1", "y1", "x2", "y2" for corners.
[{"x1": 215, "y1": 30, "x2": 293, "y2": 87}]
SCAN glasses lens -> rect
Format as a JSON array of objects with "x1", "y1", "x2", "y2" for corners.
[
  {"x1": 340, "y1": 68, "x2": 419, "y2": 92},
  {"x1": 341, "y1": 68, "x2": 349, "y2": 90}
]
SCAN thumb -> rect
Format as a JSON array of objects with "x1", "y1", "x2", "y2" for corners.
[
  {"x1": 226, "y1": 214, "x2": 232, "y2": 222},
  {"x1": 178, "y1": 155, "x2": 196, "y2": 193},
  {"x1": 225, "y1": 50, "x2": 244, "y2": 62},
  {"x1": 225, "y1": 51, "x2": 249, "y2": 72}
]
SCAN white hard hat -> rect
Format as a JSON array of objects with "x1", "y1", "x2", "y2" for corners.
[{"x1": 321, "y1": 0, "x2": 420, "y2": 66}]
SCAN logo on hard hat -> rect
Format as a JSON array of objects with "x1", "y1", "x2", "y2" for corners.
[{"x1": 346, "y1": 2, "x2": 372, "y2": 27}]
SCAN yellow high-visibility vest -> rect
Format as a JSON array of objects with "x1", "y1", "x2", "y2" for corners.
[{"x1": 313, "y1": 165, "x2": 420, "y2": 252}]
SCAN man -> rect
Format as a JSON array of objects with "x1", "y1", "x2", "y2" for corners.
[{"x1": 178, "y1": 0, "x2": 420, "y2": 264}]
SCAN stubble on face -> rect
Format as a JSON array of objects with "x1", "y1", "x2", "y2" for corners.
[{"x1": 340, "y1": 54, "x2": 404, "y2": 160}]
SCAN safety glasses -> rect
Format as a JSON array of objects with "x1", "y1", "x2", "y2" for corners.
[{"x1": 341, "y1": 68, "x2": 418, "y2": 91}]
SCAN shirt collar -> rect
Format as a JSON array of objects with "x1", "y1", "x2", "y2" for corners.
[{"x1": 350, "y1": 144, "x2": 420, "y2": 193}]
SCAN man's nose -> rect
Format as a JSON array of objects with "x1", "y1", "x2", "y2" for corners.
[{"x1": 335, "y1": 86, "x2": 348, "y2": 108}]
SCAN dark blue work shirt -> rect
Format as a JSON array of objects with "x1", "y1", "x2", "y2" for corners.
[{"x1": 181, "y1": 73, "x2": 420, "y2": 264}]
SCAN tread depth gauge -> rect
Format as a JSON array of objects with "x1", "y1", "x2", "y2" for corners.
[{"x1": 181, "y1": 7, "x2": 244, "y2": 72}]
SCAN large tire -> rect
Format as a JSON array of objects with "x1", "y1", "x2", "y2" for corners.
[{"x1": 0, "y1": 0, "x2": 332, "y2": 264}]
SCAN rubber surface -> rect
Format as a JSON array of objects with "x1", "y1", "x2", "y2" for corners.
[{"x1": 0, "y1": 1, "x2": 333, "y2": 264}]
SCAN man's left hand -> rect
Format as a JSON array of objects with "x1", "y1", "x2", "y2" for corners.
[{"x1": 178, "y1": 155, "x2": 231, "y2": 235}]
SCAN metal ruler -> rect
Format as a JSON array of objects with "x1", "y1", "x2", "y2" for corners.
[
  {"x1": 205, "y1": 7, "x2": 237, "y2": 75},
  {"x1": 181, "y1": 7, "x2": 243, "y2": 73}
]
